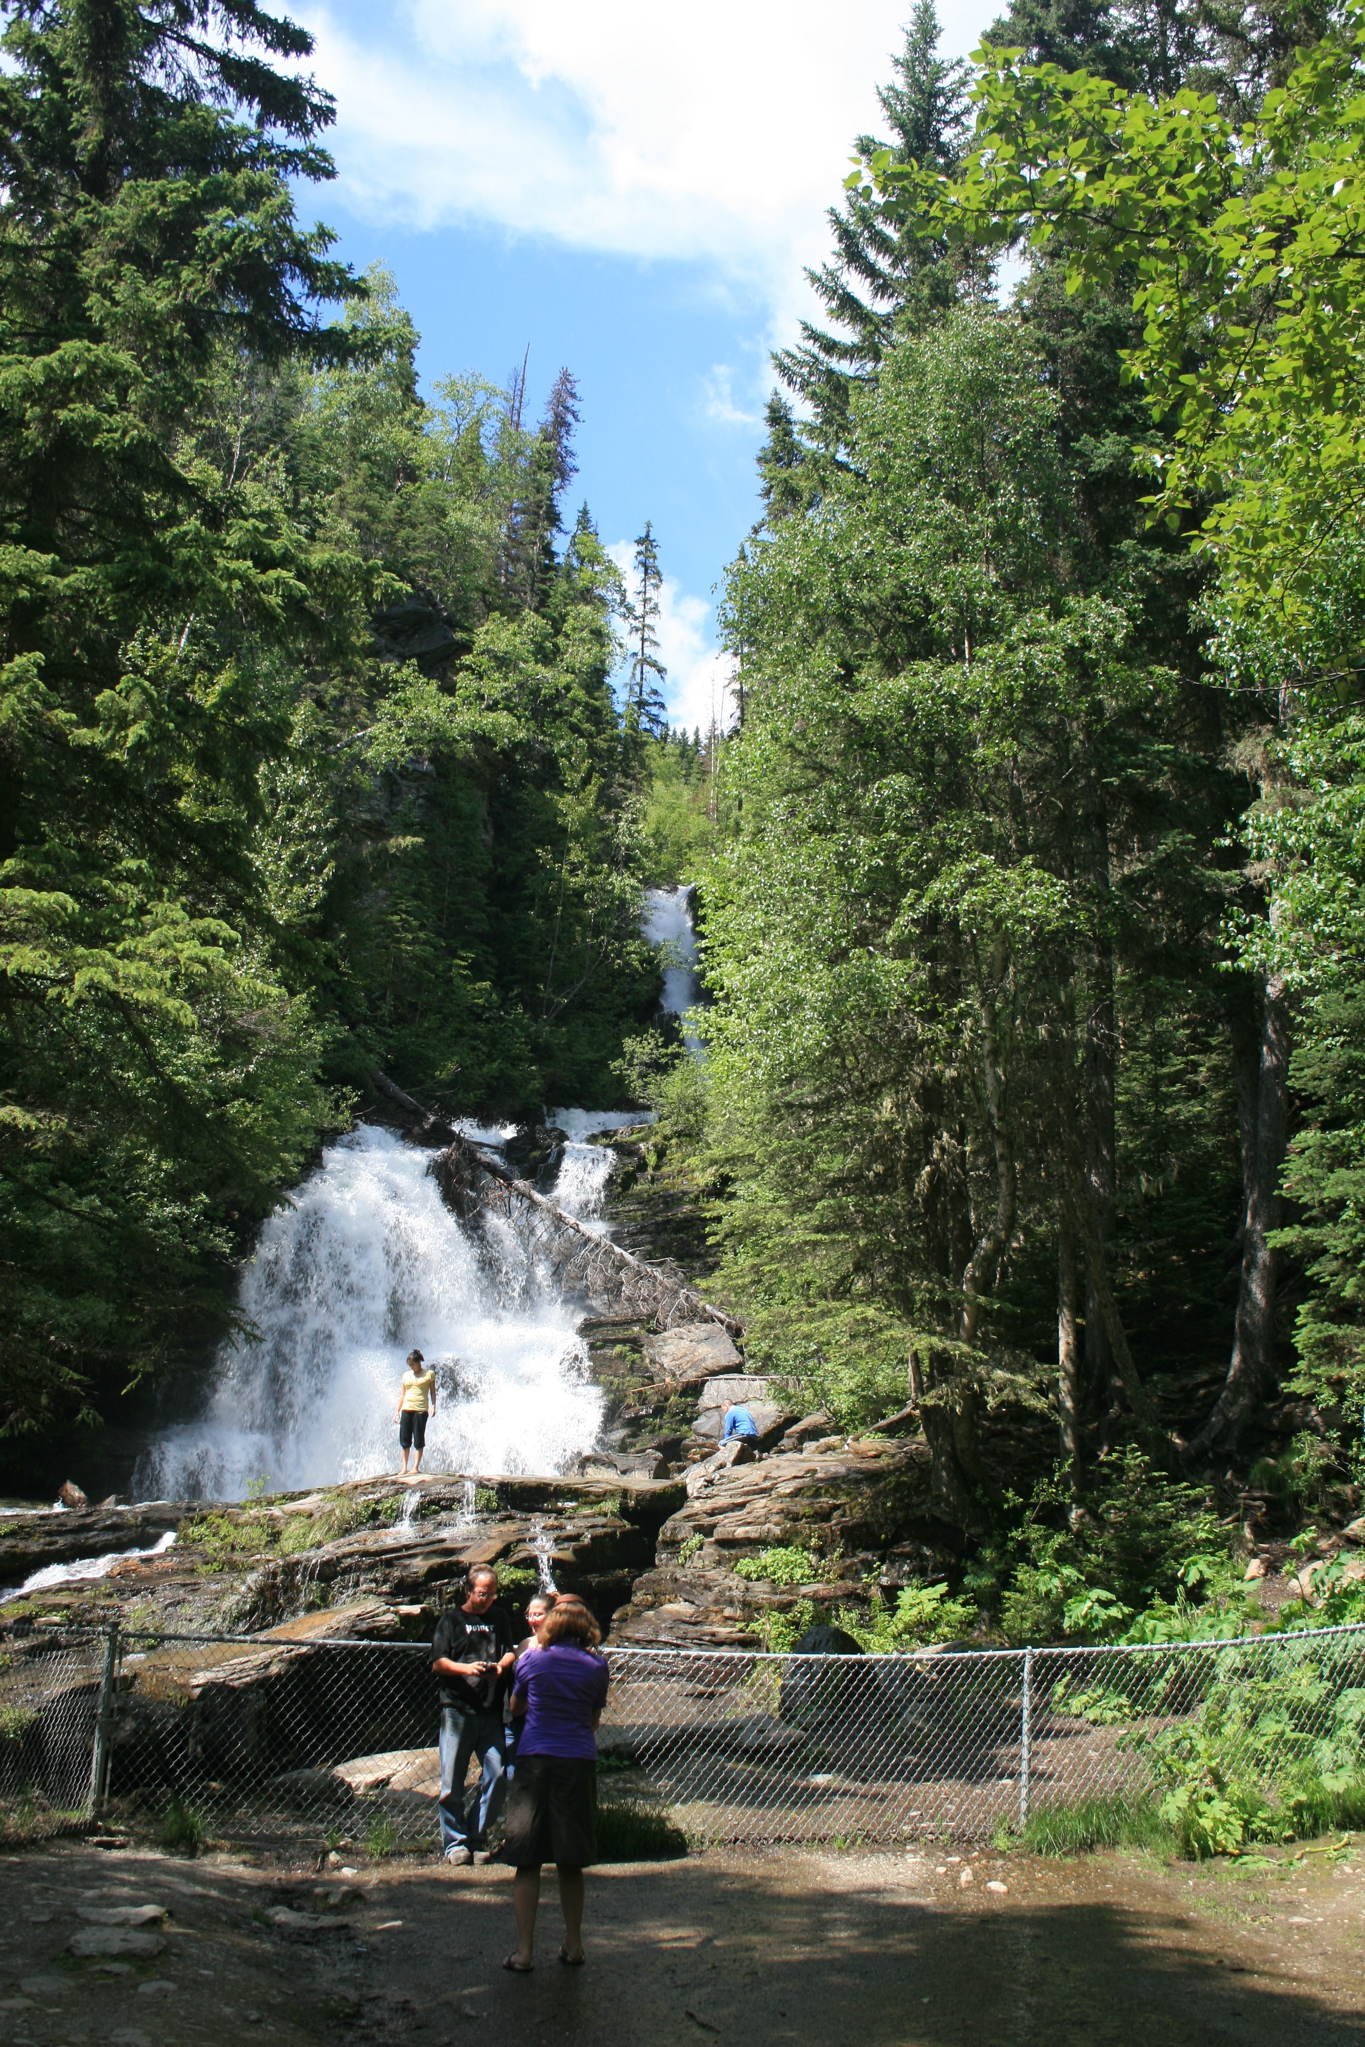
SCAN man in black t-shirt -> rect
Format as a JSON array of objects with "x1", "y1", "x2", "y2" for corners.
[{"x1": 432, "y1": 1565, "x2": 517, "y2": 1864}]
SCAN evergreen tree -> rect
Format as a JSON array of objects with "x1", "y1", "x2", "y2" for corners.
[
  {"x1": 771, "y1": 2, "x2": 972, "y2": 444},
  {"x1": 624, "y1": 521, "x2": 667, "y2": 733}
]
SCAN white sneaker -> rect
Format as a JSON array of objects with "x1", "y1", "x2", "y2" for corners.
[{"x1": 444, "y1": 1846, "x2": 472, "y2": 1866}]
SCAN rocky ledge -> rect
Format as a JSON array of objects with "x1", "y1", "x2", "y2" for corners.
[{"x1": 611, "y1": 1435, "x2": 962, "y2": 1648}]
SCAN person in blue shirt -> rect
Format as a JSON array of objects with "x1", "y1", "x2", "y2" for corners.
[{"x1": 722, "y1": 1400, "x2": 759, "y2": 1443}]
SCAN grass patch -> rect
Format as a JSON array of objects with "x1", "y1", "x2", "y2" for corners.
[
  {"x1": 996, "y1": 1780, "x2": 1365, "y2": 1860},
  {"x1": 596, "y1": 1797, "x2": 687, "y2": 1862},
  {"x1": 364, "y1": 1813, "x2": 399, "y2": 1859},
  {"x1": 1004, "y1": 1794, "x2": 1176, "y2": 1857},
  {"x1": 159, "y1": 1797, "x2": 206, "y2": 1855}
]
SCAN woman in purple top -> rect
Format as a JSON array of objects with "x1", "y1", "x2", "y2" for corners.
[{"x1": 500, "y1": 1593, "x2": 609, "y2": 1971}]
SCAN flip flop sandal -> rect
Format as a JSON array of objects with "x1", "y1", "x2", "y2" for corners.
[
  {"x1": 558, "y1": 1947, "x2": 586, "y2": 1966},
  {"x1": 503, "y1": 1955, "x2": 535, "y2": 1973}
]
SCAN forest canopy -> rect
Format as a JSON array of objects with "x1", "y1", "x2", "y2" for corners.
[
  {"x1": 654, "y1": 0, "x2": 1365, "y2": 1522},
  {"x1": 0, "y1": 0, "x2": 671, "y2": 1438}
]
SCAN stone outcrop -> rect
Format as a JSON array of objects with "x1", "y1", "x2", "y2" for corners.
[
  {"x1": 641, "y1": 1322, "x2": 742, "y2": 1386},
  {"x1": 611, "y1": 1436, "x2": 962, "y2": 1649},
  {"x1": 0, "y1": 1501, "x2": 186, "y2": 1585}
]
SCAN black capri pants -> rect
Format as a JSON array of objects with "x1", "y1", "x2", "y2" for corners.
[{"x1": 398, "y1": 1409, "x2": 427, "y2": 1450}]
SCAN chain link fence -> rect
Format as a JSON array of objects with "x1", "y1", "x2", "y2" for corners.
[{"x1": 0, "y1": 1621, "x2": 1362, "y2": 1851}]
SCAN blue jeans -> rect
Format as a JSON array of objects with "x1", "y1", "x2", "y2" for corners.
[{"x1": 438, "y1": 1706, "x2": 506, "y2": 1853}]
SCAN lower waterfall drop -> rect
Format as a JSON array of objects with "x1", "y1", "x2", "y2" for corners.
[{"x1": 133, "y1": 1123, "x2": 606, "y2": 1502}]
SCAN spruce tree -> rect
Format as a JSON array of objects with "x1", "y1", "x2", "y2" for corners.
[
  {"x1": 771, "y1": 1, "x2": 970, "y2": 444},
  {"x1": 625, "y1": 521, "x2": 667, "y2": 734}
]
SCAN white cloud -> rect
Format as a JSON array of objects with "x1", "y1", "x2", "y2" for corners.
[
  {"x1": 298, "y1": 0, "x2": 1001, "y2": 329},
  {"x1": 699, "y1": 364, "x2": 762, "y2": 429},
  {"x1": 607, "y1": 541, "x2": 736, "y2": 735}
]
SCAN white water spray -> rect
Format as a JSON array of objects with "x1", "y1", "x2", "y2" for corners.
[{"x1": 133, "y1": 1125, "x2": 606, "y2": 1502}]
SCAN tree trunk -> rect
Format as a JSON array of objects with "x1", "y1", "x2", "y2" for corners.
[
  {"x1": 1188, "y1": 974, "x2": 1290, "y2": 1455},
  {"x1": 1058, "y1": 1194, "x2": 1083, "y2": 1497},
  {"x1": 919, "y1": 1399, "x2": 978, "y2": 1527},
  {"x1": 1083, "y1": 938, "x2": 1119, "y2": 1446}
]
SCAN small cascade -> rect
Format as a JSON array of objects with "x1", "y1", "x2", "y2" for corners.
[
  {"x1": 456, "y1": 1477, "x2": 477, "y2": 1527},
  {"x1": 529, "y1": 1516, "x2": 558, "y2": 1593},
  {"x1": 643, "y1": 884, "x2": 703, "y2": 1052},
  {"x1": 3, "y1": 1530, "x2": 177, "y2": 1603}
]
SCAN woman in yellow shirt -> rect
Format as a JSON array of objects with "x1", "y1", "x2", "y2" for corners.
[{"x1": 393, "y1": 1349, "x2": 437, "y2": 1476}]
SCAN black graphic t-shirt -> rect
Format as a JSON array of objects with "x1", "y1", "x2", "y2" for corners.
[{"x1": 432, "y1": 1604, "x2": 516, "y2": 1711}]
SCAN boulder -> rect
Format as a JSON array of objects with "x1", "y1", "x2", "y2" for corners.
[
  {"x1": 778, "y1": 1413, "x2": 836, "y2": 1451},
  {"x1": 691, "y1": 1377, "x2": 795, "y2": 1447},
  {"x1": 685, "y1": 1439, "x2": 755, "y2": 1497},
  {"x1": 68, "y1": 1928, "x2": 164, "y2": 1959},
  {"x1": 58, "y1": 1480, "x2": 89, "y2": 1511},
  {"x1": 641, "y1": 1323, "x2": 741, "y2": 1387},
  {"x1": 612, "y1": 1437, "x2": 950, "y2": 1648}
]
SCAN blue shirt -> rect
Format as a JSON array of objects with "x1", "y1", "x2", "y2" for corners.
[{"x1": 723, "y1": 1404, "x2": 759, "y2": 1440}]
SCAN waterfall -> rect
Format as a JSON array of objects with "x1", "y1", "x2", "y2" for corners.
[
  {"x1": 643, "y1": 884, "x2": 702, "y2": 1051},
  {"x1": 132, "y1": 1124, "x2": 607, "y2": 1502},
  {"x1": 529, "y1": 1516, "x2": 558, "y2": 1593},
  {"x1": 128, "y1": 885, "x2": 704, "y2": 1506}
]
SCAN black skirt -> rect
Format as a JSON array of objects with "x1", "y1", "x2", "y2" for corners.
[{"x1": 500, "y1": 1755, "x2": 598, "y2": 1868}]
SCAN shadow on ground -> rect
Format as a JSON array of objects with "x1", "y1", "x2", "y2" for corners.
[
  {"x1": 1, "y1": 1839, "x2": 1361, "y2": 2047},
  {"x1": 351, "y1": 1848, "x2": 1365, "y2": 2047}
]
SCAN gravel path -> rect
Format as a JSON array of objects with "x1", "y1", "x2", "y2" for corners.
[{"x1": 0, "y1": 1835, "x2": 1360, "y2": 2046}]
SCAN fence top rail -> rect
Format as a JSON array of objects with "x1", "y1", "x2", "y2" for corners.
[{"x1": 99, "y1": 1619, "x2": 1365, "y2": 1661}]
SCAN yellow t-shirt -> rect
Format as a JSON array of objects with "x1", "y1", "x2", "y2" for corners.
[{"x1": 400, "y1": 1369, "x2": 436, "y2": 1413}]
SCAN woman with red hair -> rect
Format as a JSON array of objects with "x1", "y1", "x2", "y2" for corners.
[{"x1": 500, "y1": 1594, "x2": 608, "y2": 1970}]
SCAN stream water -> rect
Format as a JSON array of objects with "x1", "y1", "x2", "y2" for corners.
[{"x1": 130, "y1": 886, "x2": 700, "y2": 1504}]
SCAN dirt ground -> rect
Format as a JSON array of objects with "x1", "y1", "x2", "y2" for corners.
[{"x1": 0, "y1": 1832, "x2": 1361, "y2": 2047}]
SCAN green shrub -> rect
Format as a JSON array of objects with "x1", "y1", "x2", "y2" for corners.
[
  {"x1": 676, "y1": 1532, "x2": 704, "y2": 1567},
  {"x1": 846, "y1": 1582, "x2": 979, "y2": 1650},
  {"x1": 1128, "y1": 1648, "x2": 1365, "y2": 1857},
  {"x1": 746, "y1": 1599, "x2": 817, "y2": 1653},
  {"x1": 596, "y1": 1797, "x2": 687, "y2": 1861},
  {"x1": 159, "y1": 1798, "x2": 206, "y2": 1855},
  {"x1": 364, "y1": 1814, "x2": 398, "y2": 1859},
  {"x1": 988, "y1": 1454, "x2": 1243, "y2": 1647},
  {"x1": 1248, "y1": 1431, "x2": 1338, "y2": 1507},
  {"x1": 734, "y1": 1546, "x2": 822, "y2": 1587}
]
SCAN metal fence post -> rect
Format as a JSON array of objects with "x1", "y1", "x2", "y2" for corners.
[
  {"x1": 1018, "y1": 1646, "x2": 1034, "y2": 1833},
  {"x1": 87, "y1": 1622, "x2": 120, "y2": 1818}
]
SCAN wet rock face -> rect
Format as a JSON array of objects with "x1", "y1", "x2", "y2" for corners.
[
  {"x1": 0, "y1": 1502, "x2": 186, "y2": 1585},
  {"x1": 225, "y1": 1476, "x2": 682, "y2": 1636}
]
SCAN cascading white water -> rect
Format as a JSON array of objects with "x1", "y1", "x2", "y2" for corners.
[
  {"x1": 132, "y1": 1124, "x2": 606, "y2": 1502},
  {"x1": 528, "y1": 1516, "x2": 558, "y2": 1593},
  {"x1": 130, "y1": 888, "x2": 703, "y2": 1506},
  {"x1": 643, "y1": 884, "x2": 702, "y2": 1051},
  {"x1": 2, "y1": 1531, "x2": 178, "y2": 1603}
]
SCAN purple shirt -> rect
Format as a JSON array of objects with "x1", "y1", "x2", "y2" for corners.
[{"x1": 512, "y1": 1643, "x2": 610, "y2": 1761}]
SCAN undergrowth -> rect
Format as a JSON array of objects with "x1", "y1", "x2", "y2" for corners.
[{"x1": 596, "y1": 1796, "x2": 687, "y2": 1861}]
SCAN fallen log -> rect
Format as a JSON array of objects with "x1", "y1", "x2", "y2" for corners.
[{"x1": 367, "y1": 1069, "x2": 742, "y2": 1336}]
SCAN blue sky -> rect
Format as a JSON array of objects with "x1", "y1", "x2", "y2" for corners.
[{"x1": 294, "y1": 1, "x2": 1001, "y2": 728}]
